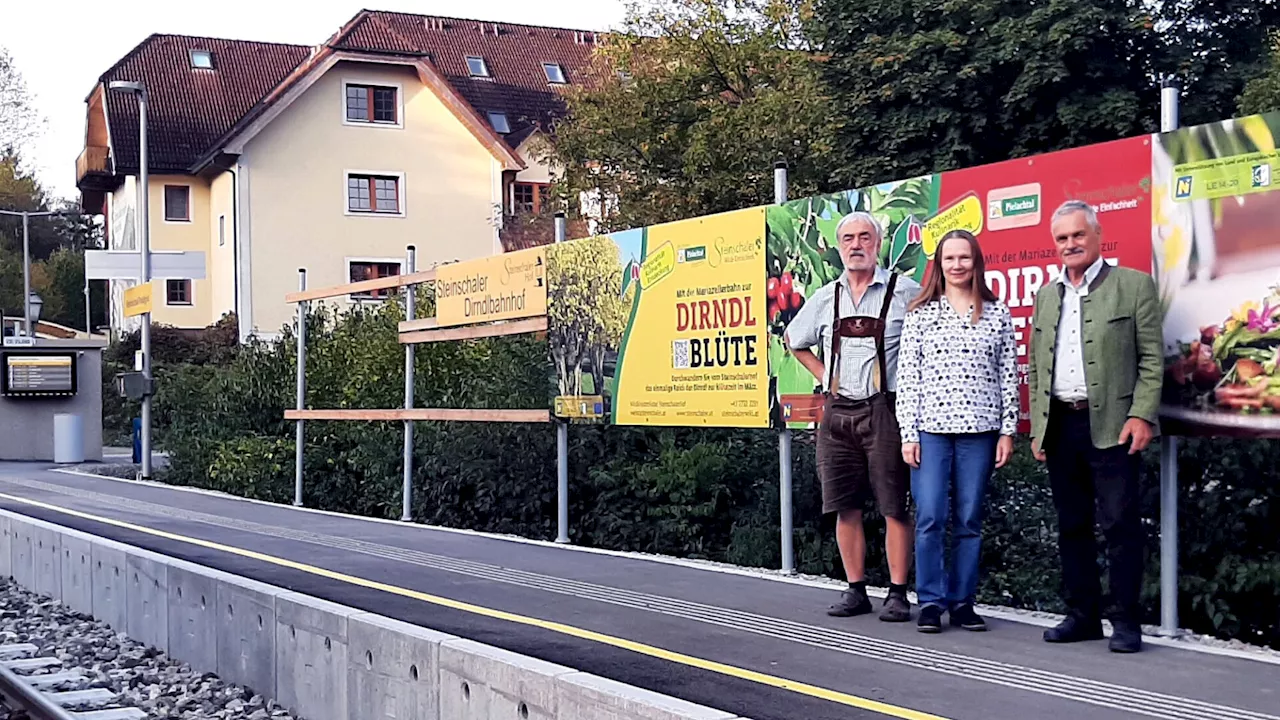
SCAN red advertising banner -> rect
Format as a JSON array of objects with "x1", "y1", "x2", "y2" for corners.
[{"x1": 934, "y1": 135, "x2": 1154, "y2": 431}]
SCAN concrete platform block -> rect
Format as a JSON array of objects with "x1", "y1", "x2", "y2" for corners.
[
  {"x1": 439, "y1": 638, "x2": 573, "y2": 720},
  {"x1": 0, "y1": 516, "x2": 11, "y2": 579},
  {"x1": 32, "y1": 527, "x2": 62, "y2": 601},
  {"x1": 58, "y1": 534, "x2": 93, "y2": 616},
  {"x1": 276, "y1": 593, "x2": 356, "y2": 720},
  {"x1": 89, "y1": 544, "x2": 127, "y2": 632},
  {"x1": 348, "y1": 613, "x2": 454, "y2": 720},
  {"x1": 10, "y1": 522, "x2": 34, "y2": 590},
  {"x1": 125, "y1": 554, "x2": 167, "y2": 651},
  {"x1": 215, "y1": 575, "x2": 279, "y2": 699},
  {"x1": 166, "y1": 565, "x2": 217, "y2": 673},
  {"x1": 558, "y1": 672, "x2": 739, "y2": 720}
]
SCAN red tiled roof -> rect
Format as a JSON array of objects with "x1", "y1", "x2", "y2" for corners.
[
  {"x1": 101, "y1": 35, "x2": 311, "y2": 175},
  {"x1": 94, "y1": 11, "x2": 601, "y2": 177}
]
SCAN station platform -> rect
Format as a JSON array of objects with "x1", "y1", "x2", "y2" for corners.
[{"x1": 0, "y1": 463, "x2": 1275, "y2": 720}]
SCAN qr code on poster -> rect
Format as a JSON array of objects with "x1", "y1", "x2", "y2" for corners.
[{"x1": 672, "y1": 339, "x2": 691, "y2": 369}]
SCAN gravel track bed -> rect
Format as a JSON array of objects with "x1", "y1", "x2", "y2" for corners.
[{"x1": 0, "y1": 578, "x2": 301, "y2": 720}]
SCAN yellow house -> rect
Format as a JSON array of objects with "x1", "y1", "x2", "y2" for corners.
[{"x1": 76, "y1": 11, "x2": 601, "y2": 340}]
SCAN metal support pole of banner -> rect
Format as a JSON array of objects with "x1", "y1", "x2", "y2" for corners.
[
  {"x1": 775, "y1": 161, "x2": 795, "y2": 575},
  {"x1": 294, "y1": 268, "x2": 307, "y2": 508},
  {"x1": 1158, "y1": 76, "x2": 1182, "y2": 638},
  {"x1": 554, "y1": 212, "x2": 570, "y2": 544},
  {"x1": 402, "y1": 245, "x2": 417, "y2": 522}
]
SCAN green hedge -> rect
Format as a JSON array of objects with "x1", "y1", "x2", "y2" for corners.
[{"x1": 117, "y1": 298, "x2": 1278, "y2": 650}]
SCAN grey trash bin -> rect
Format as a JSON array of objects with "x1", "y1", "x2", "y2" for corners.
[{"x1": 53, "y1": 413, "x2": 84, "y2": 463}]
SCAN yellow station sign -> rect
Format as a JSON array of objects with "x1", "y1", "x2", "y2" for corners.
[
  {"x1": 434, "y1": 247, "x2": 547, "y2": 327},
  {"x1": 123, "y1": 282, "x2": 154, "y2": 317}
]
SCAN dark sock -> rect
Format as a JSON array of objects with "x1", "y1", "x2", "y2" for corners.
[
  {"x1": 848, "y1": 580, "x2": 867, "y2": 593},
  {"x1": 889, "y1": 583, "x2": 908, "y2": 596}
]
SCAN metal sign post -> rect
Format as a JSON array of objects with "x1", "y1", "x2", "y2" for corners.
[
  {"x1": 295, "y1": 268, "x2": 307, "y2": 507},
  {"x1": 775, "y1": 161, "x2": 795, "y2": 575},
  {"x1": 554, "y1": 212, "x2": 570, "y2": 544},
  {"x1": 1158, "y1": 76, "x2": 1182, "y2": 638},
  {"x1": 402, "y1": 246, "x2": 417, "y2": 522}
]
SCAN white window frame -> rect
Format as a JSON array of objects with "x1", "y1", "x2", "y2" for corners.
[
  {"x1": 190, "y1": 49, "x2": 214, "y2": 69},
  {"x1": 343, "y1": 170, "x2": 407, "y2": 218},
  {"x1": 341, "y1": 79, "x2": 405, "y2": 129},
  {"x1": 345, "y1": 257, "x2": 404, "y2": 301},
  {"x1": 218, "y1": 214, "x2": 226, "y2": 246},
  {"x1": 467, "y1": 56, "x2": 490, "y2": 78},
  {"x1": 543, "y1": 63, "x2": 566, "y2": 84},
  {"x1": 165, "y1": 278, "x2": 193, "y2": 306},
  {"x1": 163, "y1": 184, "x2": 192, "y2": 224}
]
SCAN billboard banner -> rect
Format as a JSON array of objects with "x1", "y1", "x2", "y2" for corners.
[
  {"x1": 1156, "y1": 111, "x2": 1280, "y2": 434},
  {"x1": 769, "y1": 136, "x2": 1155, "y2": 431},
  {"x1": 548, "y1": 207, "x2": 770, "y2": 427}
]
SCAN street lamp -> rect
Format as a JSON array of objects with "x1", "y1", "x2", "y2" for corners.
[
  {"x1": 26, "y1": 292, "x2": 42, "y2": 330},
  {"x1": 108, "y1": 79, "x2": 154, "y2": 480}
]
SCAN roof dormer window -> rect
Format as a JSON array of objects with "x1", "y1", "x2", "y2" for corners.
[
  {"x1": 543, "y1": 63, "x2": 566, "y2": 84},
  {"x1": 487, "y1": 111, "x2": 510, "y2": 134},
  {"x1": 190, "y1": 49, "x2": 214, "y2": 69},
  {"x1": 466, "y1": 56, "x2": 489, "y2": 78}
]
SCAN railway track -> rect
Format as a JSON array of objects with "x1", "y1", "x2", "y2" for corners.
[{"x1": 0, "y1": 643, "x2": 143, "y2": 720}]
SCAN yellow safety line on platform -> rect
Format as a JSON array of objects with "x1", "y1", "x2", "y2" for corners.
[{"x1": 0, "y1": 492, "x2": 948, "y2": 720}]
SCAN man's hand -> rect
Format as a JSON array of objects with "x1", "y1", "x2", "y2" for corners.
[
  {"x1": 995, "y1": 435, "x2": 1014, "y2": 468},
  {"x1": 902, "y1": 442, "x2": 920, "y2": 468},
  {"x1": 1119, "y1": 417, "x2": 1154, "y2": 454},
  {"x1": 1032, "y1": 437, "x2": 1047, "y2": 462}
]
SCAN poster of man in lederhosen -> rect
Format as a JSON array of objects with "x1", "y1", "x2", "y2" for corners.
[{"x1": 784, "y1": 211, "x2": 921, "y2": 622}]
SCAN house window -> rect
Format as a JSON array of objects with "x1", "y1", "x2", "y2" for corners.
[
  {"x1": 347, "y1": 174, "x2": 402, "y2": 214},
  {"x1": 543, "y1": 63, "x2": 566, "y2": 84},
  {"x1": 348, "y1": 260, "x2": 401, "y2": 299},
  {"x1": 166, "y1": 279, "x2": 192, "y2": 305},
  {"x1": 164, "y1": 185, "x2": 190, "y2": 222},
  {"x1": 487, "y1": 112, "x2": 510, "y2": 133},
  {"x1": 511, "y1": 182, "x2": 549, "y2": 214},
  {"x1": 467, "y1": 56, "x2": 489, "y2": 77},
  {"x1": 190, "y1": 50, "x2": 214, "y2": 69},
  {"x1": 345, "y1": 84, "x2": 398, "y2": 124}
]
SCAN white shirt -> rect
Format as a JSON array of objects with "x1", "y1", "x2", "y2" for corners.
[{"x1": 1052, "y1": 256, "x2": 1105, "y2": 402}]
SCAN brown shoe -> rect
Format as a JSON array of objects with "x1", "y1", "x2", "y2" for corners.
[{"x1": 880, "y1": 588, "x2": 911, "y2": 622}]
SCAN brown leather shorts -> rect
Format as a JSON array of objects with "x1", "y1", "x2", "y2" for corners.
[{"x1": 815, "y1": 393, "x2": 910, "y2": 520}]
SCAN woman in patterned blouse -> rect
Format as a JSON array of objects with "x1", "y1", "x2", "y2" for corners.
[{"x1": 896, "y1": 229, "x2": 1019, "y2": 634}]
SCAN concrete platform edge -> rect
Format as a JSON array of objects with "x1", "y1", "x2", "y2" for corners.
[
  {"x1": 0, "y1": 508, "x2": 749, "y2": 720},
  {"x1": 48, "y1": 466, "x2": 1280, "y2": 666}
]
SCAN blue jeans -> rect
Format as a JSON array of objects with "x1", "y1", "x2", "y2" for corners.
[{"x1": 912, "y1": 431, "x2": 997, "y2": 610}]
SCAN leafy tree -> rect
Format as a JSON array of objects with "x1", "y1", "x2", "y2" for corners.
[
  {"x1": 0, "y1": 46, "x2": 43, "y2": 158},
  {"x1": 547, "y1": 236, "x2": 631, "y2": 399},
  {"x1": 809, "y1": 0, "x2": 1157, "y2": 186},
  {"x1": 1154, "y1": 0, "x2": 1280, "y2": 126},
  {"x1": 545, "y1": 0, "x2": 838, "y2": 231},
  {"x1": 1239, "y1": 31, "x2": 1280, "y2": 115}
]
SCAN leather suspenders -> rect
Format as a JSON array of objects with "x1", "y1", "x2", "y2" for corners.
[{"x1": 826, "y1": 273, "x2": 899, "y2": 399}]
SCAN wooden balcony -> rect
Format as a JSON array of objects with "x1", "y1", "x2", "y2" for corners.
[{"x1": 76, "y1": 146, "x2": 113, "y2": 186}]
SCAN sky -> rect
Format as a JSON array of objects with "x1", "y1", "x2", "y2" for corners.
[{"x1": 0, "y1": 0, "x2": 629, "y2": 204}]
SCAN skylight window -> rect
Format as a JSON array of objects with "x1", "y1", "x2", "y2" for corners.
[
  {"x1": 487, "y1": 112, "x2": 510, "y2": 134},
  {"x1": 190, "y1": 49, "x2": 214, "y2": 69},
  {"x1": 467, "y1": 56, "x2": 489, "y2": 77},
  {"x1": 543, "y1": 63, "x2": 566, "y2": 84}
]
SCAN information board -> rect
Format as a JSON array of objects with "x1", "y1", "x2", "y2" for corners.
[{"x1": 1, "y1": 353, "x2": 77, "y2": 397}]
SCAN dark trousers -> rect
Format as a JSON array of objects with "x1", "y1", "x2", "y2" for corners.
[{"x1": 1045, "y1": 403, "x2": 1144, "y2": 624}]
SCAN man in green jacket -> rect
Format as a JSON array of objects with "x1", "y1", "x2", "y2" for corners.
[{"x1": 1028, "y1": 199, "x2": 1163, "y2": 654}]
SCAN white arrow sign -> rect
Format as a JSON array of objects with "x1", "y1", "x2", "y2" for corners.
[{"x1": 85, "y1": 250, "x2": 207, "y2": 280}]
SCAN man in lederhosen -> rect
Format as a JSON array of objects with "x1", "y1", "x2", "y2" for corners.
[{"x1": 785, "y1": 211, "x2": 921, "y2": 621}]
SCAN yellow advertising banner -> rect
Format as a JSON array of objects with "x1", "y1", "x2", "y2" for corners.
[
  {"x1": 435, "y1": 247, "x2": 547, "y2": 327},
  {"x1": 123, "y1": 282, "x2": 153, "y2": 317},
  {"x1": 610, "y1": 207, "x2": 769, "y2": 427}
]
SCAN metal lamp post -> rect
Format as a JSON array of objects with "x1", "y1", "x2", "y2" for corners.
[
  {"x1": 108, "y1": 79, "x2": 154, "y2": 480},
  {"x1": 26, "y1": 292, "x2": 42, "y2": 329},
  {"x1": 0, "y1": 209, "x2": 64, "y2": 336}
]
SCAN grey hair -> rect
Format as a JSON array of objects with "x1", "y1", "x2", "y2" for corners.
[
  {"x1": 835, "y1": 211, "x2": 883, "y2": 241},
  {"x1": 1052, "y1": 199, "x2": 1102, "y2": 233}
]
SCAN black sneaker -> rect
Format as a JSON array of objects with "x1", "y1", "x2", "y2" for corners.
[
  {"x1": 880, "y1": 588, "x2": 912, "y2": 622},
  {"x1": 949, "y1": 604, "x2": 987, "y2": 631},
  {"x1": 827, "y1": 586, "x2": 872, "y2": 617},
  {"x1": 1043, "y1": 614, "x2": 1104, "y2": 644},
  {"x1": 917, "y1": 605, "x2": 943, "y2": 633},
  {"x1": 1109, "y1": 621, "x2": 1143, "y2": 653}
]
